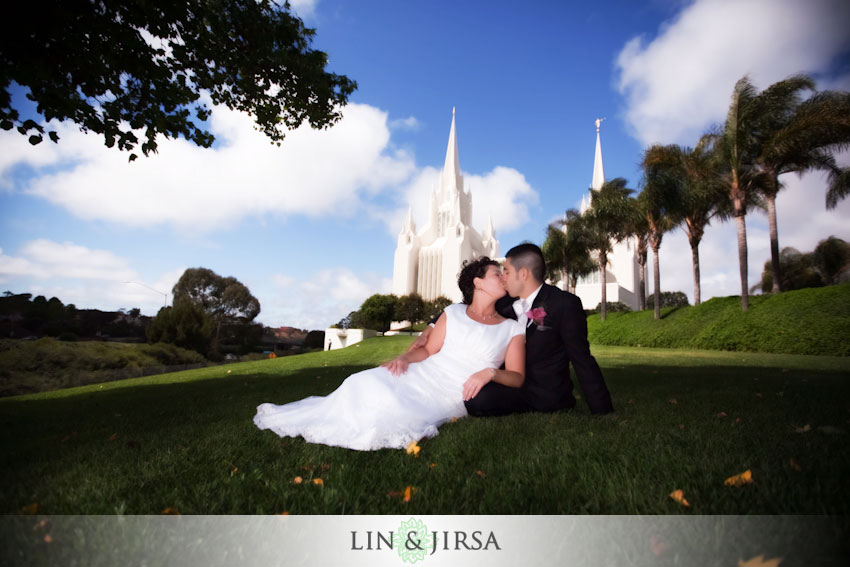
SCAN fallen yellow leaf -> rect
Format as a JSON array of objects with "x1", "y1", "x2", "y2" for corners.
[
  {"x1": 738, "y1": 554, "x2": 782, "y2": 567},
  {"x1": 724, "y1": 469, "x2": 753, "y2": 487},
  {"x1": 403, "y1": 486, "x2": 413, "y2": 503},
  {"x1": 108, "y1": 433, "x2": 119, "y2": 441},
  {"x1": 795, "y1": 424, "x2": 811, "y2": 433},
  {"x1": 20, "y1": 503, "x2": 38, "y2": 515},
  {"x1": 669, "y1": 489, "x2": 690, "y2": 507},
  {"x1": 161, "y1": 507, "x2": 180, "y2": 515},
  {"x1": 43, "y1": 534, "x2": 53, "y2": 543},
  {"x1": 668, "y1": 398, "x2": 678, "y2": 404},
  {"x1": 406, "y1": 440, "x2": 420, "y2": 457},
  {"x1": 293, "y1": 476, "x2": 303, "y2": 484},
  {"x1": 476, "y1": 470, "x2": 486, "y2": 478},
  {"x1": 313, "y1": 478, "x2": 324, "y2": 486}
]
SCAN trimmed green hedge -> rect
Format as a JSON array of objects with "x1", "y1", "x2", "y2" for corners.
[{"x1": 587, "y1": 283, "x2": 850, "y2": 356}]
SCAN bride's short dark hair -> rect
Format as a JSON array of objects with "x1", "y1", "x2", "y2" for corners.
[{"x1": 458, "y1": 257, "x2": 500, "y2": 304}]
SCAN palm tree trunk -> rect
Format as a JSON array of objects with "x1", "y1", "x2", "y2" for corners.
[
  {"x1": 641, "y1": 259, "x2": 648, "y2": 310},
  {"x1": 652, "y1": 242, "x2": 661, "y2": 320},
  {"x1": 569, "y1": 275, "x2": 577, "y2": 294},
  {"x1": 766, "y1": 192, "x2": 782, "y2": 293},
  {"x1": 734, "y1": 213, "x2": 749, "y2": 311},
  {"x1": 691, "y1": 242, "x2": 701, "y2": 306},
  {"x1": 599, "y1": 258, "x2": 607, "y2": 322}
]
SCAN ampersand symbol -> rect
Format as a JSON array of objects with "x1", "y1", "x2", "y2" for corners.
[{"x1": 406, "y1": 531, "x2": 423, "y2": 550}]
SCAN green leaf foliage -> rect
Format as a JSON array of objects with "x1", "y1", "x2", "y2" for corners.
[{"x1": 1, "y1": 0, "x2": 356, "y2": 157}]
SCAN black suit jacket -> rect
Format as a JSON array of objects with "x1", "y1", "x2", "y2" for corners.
[{"x1": 497, "y1": 284, "x2": 613, "y2": 414}]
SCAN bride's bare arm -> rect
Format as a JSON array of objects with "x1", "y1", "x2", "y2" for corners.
[
  {"x1": 382, "y1": 313, "x2": 446, "y2": 376},
  {"x1": 462, "y1": 335, "x2": 526, "y2": 401}
]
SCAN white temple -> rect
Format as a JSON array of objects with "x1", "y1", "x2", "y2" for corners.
[
  {"x1": 564, "y1": 119, "x2": 641, "y2": 310},
  {"x1": 392, "y1": 109, "x2": 499, "y2": 302}
]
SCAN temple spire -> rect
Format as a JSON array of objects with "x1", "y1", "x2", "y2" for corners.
[
  {"x1": 441, "y1": 107, "x2": 462, "y2": 198},
  {"x1": 591, "y1": 117, "x2": 605, "y2": 190}
]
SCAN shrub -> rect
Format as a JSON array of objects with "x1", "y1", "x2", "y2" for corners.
[
  {"x1": 646, "y1": 291, "x2": 689, "y2": 309},
  {"x1": 587, "y1": 301, "x2": 632, "y2": 315}
]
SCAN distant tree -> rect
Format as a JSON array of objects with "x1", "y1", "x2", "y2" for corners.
[
  {"x1": 423, "y1": 296, "x2": 453, "y2": 322},
  {"x1": 544, "y1": 210, "x2": 595, "y2": 293},
  {"x1": 172, "y1": 267, "x2": 260, "y2": 343},
  {"x1": 756, "y1": 247, "x2": 824, "y2": 293},
  {"x1": 813, "y1": 236, "x2": 850, "y2": 285},
  {"x1": 641, "y1": 137, "x2": 728, "y2": 306},
  {"x1": 753, "y1": 79, "x2": 850, "y2": 291},
  {"x1": 588, "y1": 301, "x2": 632, "y2": 315},
  {"x1": 1, "y1": 0, "x2": 357, "y2": 161},
  {"x1": 146, "y1": 300, "x2": 214, "y2": 356},
  {"x1": 640, "y1": 147, "x2": 684, "y2": 320},
  {"x1": 395, "y1": 293, "x2": 425, "y2": 324},
  {"x1": 646, "y1": 291, "x2": 690, "y2": 309},
  {"x1": 303, "y1": 330, "x2": 325, "y2": 350},
  {"x1": 128, "y1": 308, "x2": 141, "y2": 318},
  {"x1": 585, "y1": 178, "x2": 636, "y2": 321},
  {"x1": 357, "y1": 294, "x2": 399, "y2": 332}
]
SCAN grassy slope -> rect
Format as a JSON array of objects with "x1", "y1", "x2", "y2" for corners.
[
  {"x1": 2, "y1": 336, "x2": 849, "y2": 516},
  {"x1": 587, "y1": 284, "x2": 850, "y2": 356},
  {"x1": 0, "y1": 338, "x2": 208, "y2": 397}
]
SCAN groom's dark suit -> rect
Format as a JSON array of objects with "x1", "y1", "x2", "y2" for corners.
[{"x1": 464, "y1": 283, "x2": 614, "y2": 416}]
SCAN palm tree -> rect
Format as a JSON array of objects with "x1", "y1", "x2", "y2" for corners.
[
  {"x1": 637, "y1": 154, "x2": 679, "y2": 320},
  {"x1": 585, "y1": 178, "x2": 636, "y2": 321},
  {"x1": 630, "y1": 208, "x2": 650, "y2": 310},
  {"x1": 543, "y1": 209, "x2": 596, "y2": 293},
  {"x1": 755, "y1": 82, "x2": 850, "y2": 292},
  {"x1": 717, "y1": 76, "x2": 774, "y2": 311},
  {"x1": 642, "y1": 136, "x2": 728, "y2": 305}
]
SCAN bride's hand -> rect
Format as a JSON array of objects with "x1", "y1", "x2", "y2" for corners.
[
  {"x1": 381, "y1": 355, "x2": 410, "y2": 377},
  {"x1": 462, "y1": 368, "x2": 495, "y2": 401}
]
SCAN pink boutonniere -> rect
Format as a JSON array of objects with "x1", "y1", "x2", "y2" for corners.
[{"x1": 526, "y1": 307, "x2": 547, "y2": 326}]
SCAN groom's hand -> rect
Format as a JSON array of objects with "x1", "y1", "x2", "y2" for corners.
[{"x1": 462, "y1": 368, "x2": 494, "y2": 401}]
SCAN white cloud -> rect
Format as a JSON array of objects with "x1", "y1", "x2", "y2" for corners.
[
  {"x1": 0, "y1": 239, "x2": 182, "y2": 315},
  {"x1": 285, "y1": 0, "x2": 319, "y2": 19},
  {"x1": 0, "y1": 240, "x2": 136, "y2": 282},
  {"x1": 389, "y1": 116, "x2": 421, "y2": 131},
  {"x1": 615, "y1": 0, "x2": 850, "y2": 146},
  {"x1": 1, "y1": 102, "x2": 416, "y2": 232},
  {"x1": 261, "y1": 268, "x2": 392, "y2": 329}
]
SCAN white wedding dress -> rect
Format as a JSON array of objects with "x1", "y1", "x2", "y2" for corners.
[{"x1": 253, "y1": 304, "x2": 525, "y2": 450}]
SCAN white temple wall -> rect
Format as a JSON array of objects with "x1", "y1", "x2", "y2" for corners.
[{"x1": 391, "y1": 236, "x2": 420, "y2": 296}]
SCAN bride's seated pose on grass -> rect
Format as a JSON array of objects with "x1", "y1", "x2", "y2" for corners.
[{"x1": 253, "y1": 257, "x2": 525, "y2": 450}]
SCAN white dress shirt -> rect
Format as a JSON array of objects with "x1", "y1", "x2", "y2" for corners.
[{"x1": 513, "y1": 284, "x2": 543, "y2": 329}]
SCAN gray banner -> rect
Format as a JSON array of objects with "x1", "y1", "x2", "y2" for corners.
[{"x1": 2, "y1": 515, "x2": 848, "y2": 566}]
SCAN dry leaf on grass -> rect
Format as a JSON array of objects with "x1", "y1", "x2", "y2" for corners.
[
  {"x1": 724, "y1": 469, "x2": 753, "y2": 487},
  {"x1": 668, "y1": 489, "x2": 690, "y2": 507}
]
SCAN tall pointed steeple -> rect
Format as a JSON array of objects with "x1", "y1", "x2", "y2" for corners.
[
  {"x1": 591, "y1": 117, "x2": 605, "y2": 190},
  {"x1": 440, "y1": 107, "x2": 463, "y2": 198}
]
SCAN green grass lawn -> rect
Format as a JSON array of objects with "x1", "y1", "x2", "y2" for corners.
[{"x1": 2, "y1": 336, "x2": 849, "y2": 514}]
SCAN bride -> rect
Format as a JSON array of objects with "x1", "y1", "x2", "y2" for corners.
[{"x1": 253, "y1": 257, "x2": 526, "y2": 451}]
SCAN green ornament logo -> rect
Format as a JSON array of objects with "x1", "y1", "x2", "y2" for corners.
[{"x1": 394, "y1": 517, "x2": 433, "y2": 564}]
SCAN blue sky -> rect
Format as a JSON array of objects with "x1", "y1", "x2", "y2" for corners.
[{"x1": 1, "y1": 0, "x2": 849, "y2": 330}]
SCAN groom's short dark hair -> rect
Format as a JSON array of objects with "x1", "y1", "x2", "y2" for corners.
[{"x1": 506, "y1": 242, "x2": 545, "y2": 284}]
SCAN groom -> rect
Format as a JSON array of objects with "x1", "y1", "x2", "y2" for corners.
[{"x1": 415, "y1": 243, "x2": 614, "y2": 416}]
